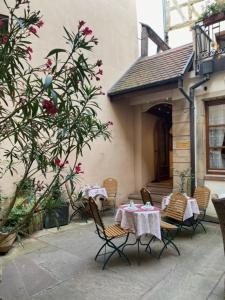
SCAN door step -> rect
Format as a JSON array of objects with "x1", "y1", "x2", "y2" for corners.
[{"x1": 128, "y1": 180, "x2": 173, "y2": 206}]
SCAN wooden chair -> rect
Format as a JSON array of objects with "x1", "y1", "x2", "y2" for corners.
[
  {"x1": 140, "y1": 187, "x2": 154, "y2": 206},
  {"x1": 158, "y1": 192, "x2": 187, "y2": 258},
  {"x1": 102, "y1": 178, "x2": 118, "y2": 212},
  {"x1": 193, "y1": 186, "x2": 211, "y2": 233},
  {"x1": 88, "y1": 198, "x2": 131, "y2": 269},
  {"x1": 212, "y1": 196, "x2": 225, "y2": 254}
]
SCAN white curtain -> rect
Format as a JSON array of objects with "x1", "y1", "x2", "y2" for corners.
[
  {"x1": 208, "y1": 104, "x2": 225, "y2": 169},
  {"x1": 209, "y1": 128, "x2": 225, "y2": 169}
]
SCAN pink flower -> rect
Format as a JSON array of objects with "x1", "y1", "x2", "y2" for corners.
[
  {"x1": 78, "y1": 20, "x2": 85, "y2": 29},
  {"x1": 29, "y1": 26, "x2": 37, "y2": 35},
  {"x1": 42, "y1": 99, "x2": 58, "y2": 116},
  {"x1": 27, "y1": 46, "x2": 33, "y2": 53},
  {"x1": 27, "y1": 47, "x2": 33, "y2": 60},
  {"x1": 82, "y1": 27, "x2": 92, "y2": 36},
  {"x1": 54, "y1": 159, "x2": 68, "y2": 169},
  {"x1": 36, "y1": 20, "x2": 44, "y2": 28},
  {"x1": 96, "y1": 60, "x2": 103, "y2": 67},
  {"x1": 2, "y1": 35, "x2": 8, "y2": 44},
  {"x1": 107, "y1": 121, "x2": 113, "y2": 126},
  {"x1": 74, "y1": 163, "x2": 84, "y2": 174},
  {"x1": 46, "y1": 59, "x2": 52, "y2": 69},
  {"x1": 96, "y1": 76, "x2": 100, "y2": 81}
]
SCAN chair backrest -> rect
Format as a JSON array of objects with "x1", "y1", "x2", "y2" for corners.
[
  {"x1": 194, "y1": 186, "x2": 211, "y2": 210},
  {"x1": 165, "y1": 192, "x2": 187, "y2": 222},
  {"x1": 140, "y1": 188, "x2": 153, "y2": 206},
  {"x1": 103, "y1": 178, "x2": 117, "y2": 197},
  {"x1": 88, "y1": 197, "x2": 105, "y2": 231},
  {"x1": 212, "y1": 197, "x2": 225, "y2": 254}
]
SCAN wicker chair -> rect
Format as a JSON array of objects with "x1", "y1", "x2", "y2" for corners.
[
  {"x1": 193, "y1": 186, "x2": 211, "y2": 233},
  {"x1": 158, "y1": 192, "x2": 187, "y2": 258},
  {"x1": 212, "y1": 197, "x2": 225, "y2": 254},
  {"x1": 88, "y1": 198, "x2": 131, "y2": 269},
  {"x1": 140, "y1": 187, "x2": 154, "y2": 206},
  {"x1": 102, "y1": 178, "x2": 118, "y2": 212}
]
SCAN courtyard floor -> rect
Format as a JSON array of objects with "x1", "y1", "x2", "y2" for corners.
[{"x1": 0, "y1": 216, "x2": 224, "y2": 300}]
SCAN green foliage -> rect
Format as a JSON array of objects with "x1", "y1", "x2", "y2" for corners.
[
  {"x1": 199, "y1": 1, "x2": 225, "y2": 21},
  {"x1": 16, "y1": 178, "x2": 35, "y2": 198},
  {"x1": 0, "y1": 0, "x2": 111, "y2": 234}
]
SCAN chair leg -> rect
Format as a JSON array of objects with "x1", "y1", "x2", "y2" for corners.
[
  {"x1": 102, "y1": 241, "x2": 130, "y2": 270},
  {"x1": 95, "y1": 242, "x2": 107, "y2": 261},
  {"x1": 193, "y1": 220, "x2": 207, "y2": 233},
  {"x1": 97, "y1": 233, "x2": 130, "y2": 269},
  {"x1": 158, "y1": 228, "x2": 180, "y2": 258}
]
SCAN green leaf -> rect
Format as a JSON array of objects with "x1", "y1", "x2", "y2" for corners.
[{"x1": 46, "y1": 48, "x2": 67, "y2": 58}]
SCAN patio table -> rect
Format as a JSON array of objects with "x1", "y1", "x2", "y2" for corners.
[
  {"x1": 115, "y1": 203, "x2": 161, "y2": 263},
  {"x1": 162, "y1": 195, "x2": 200, "y2": 221},
  {"x1": 82, "y1": 186, "x2": 108, "y2": 199},
  {"x1": 81, "y1": 186, "x2": 108, "y2": 210}
]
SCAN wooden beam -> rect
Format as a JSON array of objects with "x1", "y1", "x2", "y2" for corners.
[{"x1": 141, "y1": 23, "x2": 170, "y2": 52}]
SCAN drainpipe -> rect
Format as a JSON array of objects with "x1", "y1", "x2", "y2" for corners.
[{"x1": 178, "y1": 74, "x2": 209, "y2": 196}]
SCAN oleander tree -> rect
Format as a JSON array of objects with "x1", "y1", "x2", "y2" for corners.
[{"x1": 0, "y1": 0, "x2": 111, "y2": 237}]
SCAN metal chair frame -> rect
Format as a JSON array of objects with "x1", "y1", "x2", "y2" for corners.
[
  {"x1": 156, "y1": 192, "x2": 188, "y2": 257},
  {"x1": 192, "y1": 186, "x2": 211, "y2": 233},
  {"x1": 89, "y1": 198, "x2": 130, "y2": 270}
]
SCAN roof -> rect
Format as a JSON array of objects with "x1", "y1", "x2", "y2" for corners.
[{"x1": 108, "y1": 43, "x2": 193, "y2": 96}]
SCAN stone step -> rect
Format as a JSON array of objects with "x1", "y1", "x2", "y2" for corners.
[{"x1": 128, "y1": 192, "x2": 166, "y2": 205}]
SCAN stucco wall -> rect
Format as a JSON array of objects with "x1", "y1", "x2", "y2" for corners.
[{"x1": 0, "y1": 0, "x2": 138, "y2": 202}]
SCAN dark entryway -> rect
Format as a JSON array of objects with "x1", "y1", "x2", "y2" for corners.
[{"x1": 147, "y1": 103, "x2": 172, "y2": 182}]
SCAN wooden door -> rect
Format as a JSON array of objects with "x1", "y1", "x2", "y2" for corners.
[{"x1": 154, "y1": 119, "x2": 170, "y2": 181}]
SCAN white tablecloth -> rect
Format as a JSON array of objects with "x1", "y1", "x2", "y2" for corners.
[
  {"x1": 82, "y1": 187, "x2": 108, "y2": 199},
  {"x1": 162, "y1": 195, "x2": 200, "y2": 221},
  {"x1": 115, "y1": 204, "x2": 161, "y2": 240}
]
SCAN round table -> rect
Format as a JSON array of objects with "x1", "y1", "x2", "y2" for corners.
[{"x1": 115, "y1": 203, "x2": 161, "y2": 240}]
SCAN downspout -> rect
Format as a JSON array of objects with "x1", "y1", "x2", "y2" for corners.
[{"x1": 178, "y1": 74, "x2": 209, "y2": 196}]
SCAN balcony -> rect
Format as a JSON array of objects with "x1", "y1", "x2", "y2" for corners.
[{"x1": 194, "y1": 13, "x2": 225, "y2": 75}]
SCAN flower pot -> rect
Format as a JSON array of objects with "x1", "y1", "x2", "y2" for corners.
[
  {"x1": 203, "y1": 12, "x2": 225, "y2": 26},
  {"x1": 44, "y1": 202, "x2": 69, "y2": 228},
  {"x1": 0, "y1": 232, "x2": 16, "y2": 253}
]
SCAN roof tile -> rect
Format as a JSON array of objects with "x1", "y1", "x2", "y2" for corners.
[{"x1": 108, "y1": 43, "x2": 193, "y2": 96}]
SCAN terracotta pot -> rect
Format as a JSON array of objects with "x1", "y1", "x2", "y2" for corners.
[
  {"x1": 203, "y1": 12, "x2": 225, "y2": 26},
  {"x1": 0, "y1": 232, "x2": 16, "y2": 253}
]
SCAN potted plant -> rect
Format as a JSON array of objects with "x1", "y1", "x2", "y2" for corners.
[
  {"x1": 175, "y1": 169, "x2": 191, "y2": 194},
  {"x1": 0, "y1": 0, "x2": 111, "y2": 252},
  {"x1": 199, "y1": 1, "x2": 225, "y2": 26},
  {"x1": 43, "y1": 177, "x2": 69, "y2": 228},
  {"x1": 0, "y1": 197, "x2": 30, "y2": 253}
]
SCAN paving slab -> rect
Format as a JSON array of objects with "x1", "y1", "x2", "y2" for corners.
[{"x1": 0, "y1": 218, "x2": 224, "y2": 300}]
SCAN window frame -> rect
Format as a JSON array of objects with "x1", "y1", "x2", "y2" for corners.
[{"x1": 205, "y1": 99, "x2": 225, "y2": 175}]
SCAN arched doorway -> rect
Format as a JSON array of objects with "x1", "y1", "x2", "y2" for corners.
[{"x1": 147, "y1": 103, "x2": 172, "y2": 182}]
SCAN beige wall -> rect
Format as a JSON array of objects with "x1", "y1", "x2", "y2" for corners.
[{"x1": 0, "y1": 0, "x2": 138, "y2": 202}]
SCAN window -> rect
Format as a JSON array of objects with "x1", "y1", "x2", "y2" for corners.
[{"x1": 206, "y1": 100, "x2": 225, "y2": 174}]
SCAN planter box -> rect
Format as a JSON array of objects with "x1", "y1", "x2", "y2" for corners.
[
  {"x1": 27, "y1": 211, "x2": 43, "y2": 234},
  {"x1": 203, "y1": 12, "x2": 225, "y2": 26},
  {"x1": 0, "y1": 232, "x2": 16, "y2": 253},
  {"x1": 44, "y1": 202, "x2": 69, "y2": 228}
]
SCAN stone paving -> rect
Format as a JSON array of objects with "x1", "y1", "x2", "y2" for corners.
[{"x1": 0, "y1": 217, "x2": 224, "y2": 300}]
